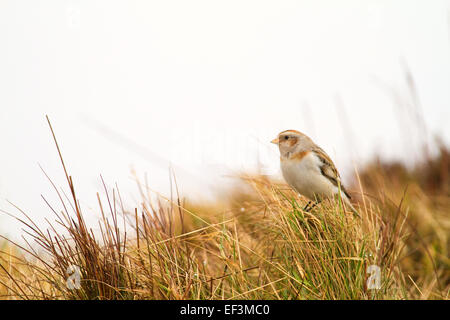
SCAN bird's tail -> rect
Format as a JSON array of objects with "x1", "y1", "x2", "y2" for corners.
[{"x1": 343, "y1": 197, "x2": 360, "y2": 218}]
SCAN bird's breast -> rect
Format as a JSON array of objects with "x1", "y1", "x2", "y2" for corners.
[{"x1": 280, "y1": 152, "x2": 335, "y2": 199}]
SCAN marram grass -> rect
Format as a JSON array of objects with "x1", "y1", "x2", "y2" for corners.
[
  {"x1": 0, "y1": 171, "x2": 446, "y2": 300},
  {"x1": 0, "y1": 118, "x2": 448, "y2": 300}
]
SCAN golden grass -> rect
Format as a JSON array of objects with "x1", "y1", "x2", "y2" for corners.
[
  {"x1": 0, "y1": 119, "x2": 448, "y2": 300},
  {"x1": 0, "y1": 172, "x2": 447, "y2": 299}
]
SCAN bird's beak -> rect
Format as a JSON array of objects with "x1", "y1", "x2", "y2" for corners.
[{"x1": 271, "y1": 137, "x2": 279, "y2": 144}]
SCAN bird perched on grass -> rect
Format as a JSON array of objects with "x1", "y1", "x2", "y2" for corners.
[{"x1": 271, "y1": 129, "x2": 359, "y2": 217}]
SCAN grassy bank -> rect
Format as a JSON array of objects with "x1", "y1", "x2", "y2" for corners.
[
  {"x1": 0, "y1": 158, "x2": 447, "y2": 299},
  {"x1": 0, "y1": 120, "x2": 448, "y2": 300}
]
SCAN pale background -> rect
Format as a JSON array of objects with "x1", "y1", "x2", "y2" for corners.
[{"x1": 1, "y1": 0, "x2": 449, "y2": 240}]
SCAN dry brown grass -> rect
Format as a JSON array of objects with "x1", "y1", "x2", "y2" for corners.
[{"x1": 0, "y1": 117, "x2": 448, "y2": 300}]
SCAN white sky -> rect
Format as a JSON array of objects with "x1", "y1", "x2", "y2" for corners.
[{"x1": 1, "y1": 0, "x2": 449, "y2": 240}]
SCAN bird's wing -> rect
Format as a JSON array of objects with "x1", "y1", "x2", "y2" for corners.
[{"x1": 313, "y1": 146, "x2": 351, "y2": 199}]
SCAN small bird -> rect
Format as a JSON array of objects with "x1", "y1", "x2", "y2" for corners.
[{"x1": 271, "y1": 129, "x2": 358, "y2": 216}]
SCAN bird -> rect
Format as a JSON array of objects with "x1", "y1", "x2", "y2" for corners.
[{"x1": 271, "y1": 129, "x2": 359, "y2": 216}]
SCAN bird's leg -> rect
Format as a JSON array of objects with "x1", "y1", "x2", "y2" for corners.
[
  {"x1": 303, "y1": 200, "x2": 321, "y2": 212},
  {"x1": 303, "y1": 201, "x2": 312, "y2": 212},
  {"x1": 308, "y1": 201, "x2": 320, "y2": 211}
]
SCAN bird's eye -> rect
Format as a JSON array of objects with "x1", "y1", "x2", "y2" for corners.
[{"x1": 284, "y1": 136, "x2": 289, "y2": 140}]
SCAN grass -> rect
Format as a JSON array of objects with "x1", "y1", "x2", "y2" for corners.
[{"x1": 0, "y1": 117, "x2": 448, "y2": 300}]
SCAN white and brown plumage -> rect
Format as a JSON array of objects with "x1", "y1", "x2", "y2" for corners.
[{"x1": 271, "y1": 129, "x2": 358, "y2": 215}]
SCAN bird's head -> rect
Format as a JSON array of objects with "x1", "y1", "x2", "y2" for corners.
[{"x1": 271, "y1": 130, "x2": 313, "y2": 158}]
